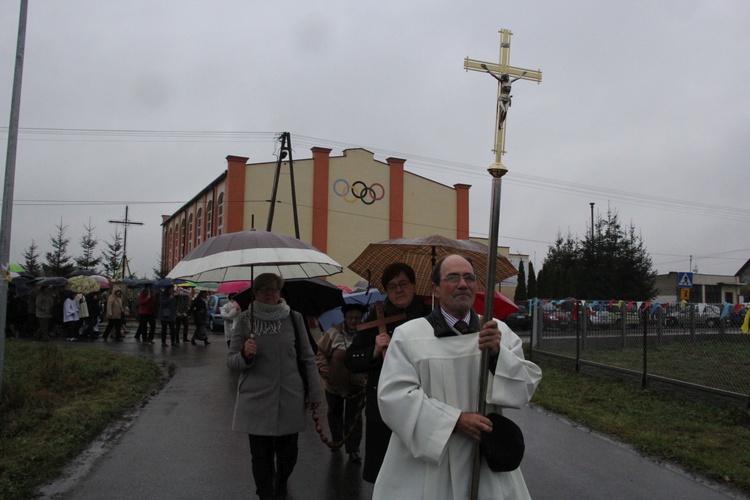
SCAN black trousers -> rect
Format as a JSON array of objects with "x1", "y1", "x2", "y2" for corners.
[
  {"x1": 160, "y1": 320, "x2": 176, "y2": 344},
  {"x1": 363, "y1": 418, "x2": 391, "y2": 483},
  {"x1": 248, "y1": 433, "x2": 298, "y2": 498},
  {"x1": 175, "y1": 316, "x2": 189, "y2": 340},
  {"x1": 136, "y1": 314, "x2": 156, "y2": 340},
  {"x1": 103, "y1": 318, "x2": 122, "y2": 339},
  {"x1": 325, "y1": 389, "x2": 364, "y2": 454}
]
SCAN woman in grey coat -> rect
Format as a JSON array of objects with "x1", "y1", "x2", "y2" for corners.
[{"x1": 227, "y1": 273, "x2": 322, "y2": 500}]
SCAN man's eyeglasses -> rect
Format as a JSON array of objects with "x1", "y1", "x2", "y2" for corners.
[
  {"x1": 441, "y1": 273, "x2": 478, "y2": 284},
  {"x1": 256, "y1": 287, "x2": 280, "y2": 294},
  {"x1": 386, "y1": 280, "x2": 412, "y2": 292}
]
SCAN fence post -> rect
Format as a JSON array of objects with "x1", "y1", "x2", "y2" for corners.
[
  {"x1": 575, "y1": 301, "x2": 585, "y2": 373},
  {"x1": 642, "y1": 306, "x2": 648, "y2": 388}
]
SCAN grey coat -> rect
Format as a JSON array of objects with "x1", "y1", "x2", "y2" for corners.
[{"x1": 227, "y1": 308, "x2": 323, "y2": 436}]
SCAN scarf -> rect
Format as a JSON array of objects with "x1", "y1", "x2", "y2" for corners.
[{"x1": 241, "y1": 298, "x2": 291, "y2": 337}]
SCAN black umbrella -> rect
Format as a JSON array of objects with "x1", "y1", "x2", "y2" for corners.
[
  {"x1": 67, "y1": 269, "x2": 97, "y2": 277},
  {"x1": 234, "y1": 277, "x2": 345, "y2": 317},
  {"x1": 35, "y1": 276, "x2": 68, "y2": 287}
]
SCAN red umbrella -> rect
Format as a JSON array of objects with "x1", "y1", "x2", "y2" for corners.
[
  {"x1": 473, "y1": 290, "x2": 518, "y2": 320},
  {"x1": 216, "y1": 280, "x2": 252, "y2": 294}
]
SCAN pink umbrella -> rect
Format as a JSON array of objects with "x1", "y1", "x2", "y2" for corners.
[{"x1": 216, "y1": 281, "x2": 252, "y2": 294}]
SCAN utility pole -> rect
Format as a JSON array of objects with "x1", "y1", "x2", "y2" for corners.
[
  {"x1": 108, "y1": 206, "x2": 143, "y2": 279},
  {"x1": 266, "y1": 132, "x2": 300, "y2": 238},
  {"x1": 0, "y1": 0, "x2": 28, "y2": 392}
]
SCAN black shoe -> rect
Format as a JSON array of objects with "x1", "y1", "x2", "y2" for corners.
[
  {"x1": 204, "y1": 340, "x2": 210, "y2": 345},
  {"x1": 191, "y1": 339, "x2": 196, "y2": 345},
  {"x1": 348, "y1": 452, "x2": 362, "y2": 464},
  {"x1": 161, "y1": 343, "x2": 168, "y2": 346}
]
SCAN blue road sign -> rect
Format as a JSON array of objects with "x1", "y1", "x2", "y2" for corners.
[{"x1": 677, "y1": 272, "x2": 693, "y2": 289}]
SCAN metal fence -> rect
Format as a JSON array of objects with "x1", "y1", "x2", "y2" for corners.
[{"x1": 529, "y1": 300, "x2": 750, "y2": 408}]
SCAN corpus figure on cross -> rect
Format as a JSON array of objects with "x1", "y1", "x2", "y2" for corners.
[{"x1": 483, "y1": 66, "x2": 526, "y2": 130}]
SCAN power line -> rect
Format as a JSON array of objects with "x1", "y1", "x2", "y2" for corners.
[{"x1": 3, "y1": 126, "x2": 749, "y2": 219}]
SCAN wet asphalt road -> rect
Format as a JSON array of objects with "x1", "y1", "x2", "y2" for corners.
[{"x1": 36, "y1": 330, "x2": 745, "y2": 500}]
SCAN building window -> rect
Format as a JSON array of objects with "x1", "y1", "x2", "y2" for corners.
[
  {"x1": 188, "y1": 213, "x2": 194, "y2": 252},
  {"x1": 168, "y1": 227, "x2": 173, "y2": 267},
  {"x1": 180, "y1": 219, "x2": 187, "y2": 258},
  {"x1": 704, "y1": 285, "x2": 720, "y2": 304},
  {"x1": 196, "y1": 208, "x2": 202, "y2": 246},
  {"x1": 206, "y1": 200, "x2": 214, "y2": 238},
  {"x1": 173, "y1": 225, "x2": 179, "y2": 263},
  {"x1": 217, "y1": 193, "x2": 224, "y2": 235}
]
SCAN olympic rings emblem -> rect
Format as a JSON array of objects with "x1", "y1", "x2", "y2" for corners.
[{"x1": 332, "y1": 179, "x2": 385, "y2": 205}]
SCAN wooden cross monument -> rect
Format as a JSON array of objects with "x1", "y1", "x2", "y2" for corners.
[{"x1": 464, "y1": 29, "x2": 542, "y2": 174}]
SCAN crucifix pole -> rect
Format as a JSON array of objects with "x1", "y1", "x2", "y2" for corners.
[
  {"x1": 464, "y1": 29, "x2": 542, "y2": 500},
  {"x1": 108, "y1": 205, "x2": 143, "y2": 279}
]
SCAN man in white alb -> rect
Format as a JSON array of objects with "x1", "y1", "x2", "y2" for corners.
[{"x1": 373, "y1": 254, "x2": 542, "y2": 499}]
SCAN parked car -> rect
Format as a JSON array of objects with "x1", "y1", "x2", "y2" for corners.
[
  {"x1": 608, "y1": 303, "x2": 639, "y2": 328},
  {"x1": 587, "y1": 308, "x2": 614, "y2": 328},
  {"x1": 206, "y1": 294, "x2": 229, "y2": 331},
  {"x1": 665, "y1": 303, "x2": 722, "y2": 328},
  {"x1": 541, "y1": 304, "x2": 571, "y2": 331},
  {"x1": 504, "y1": 305, "x2": 531, "y2": 331}
]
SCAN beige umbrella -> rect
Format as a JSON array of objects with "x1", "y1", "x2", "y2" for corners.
[
  {"x1": 348, "y1": 234, "x2": 517, "y2": 296},
  {"x1": 66, "y1": 275, "x2": 100, "y2": 294}
]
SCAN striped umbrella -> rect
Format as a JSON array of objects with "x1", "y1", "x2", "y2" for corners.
[
  {"x1": 348, "y1": 234, "x2": 517, "y2": 296},
  {"x1": 166, "y1": 231, "x2": 342, "y2": 282}
]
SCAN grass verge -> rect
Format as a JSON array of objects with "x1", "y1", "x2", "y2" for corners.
[
  {"x1": 0, "y1": 341, "x2": 165, "y2": 500},
  {"x1": 531, "y1": 360, "x2": 750, "y2": 497}
]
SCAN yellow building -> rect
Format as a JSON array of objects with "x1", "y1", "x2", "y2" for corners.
[{"x1": 161, "y1": 145, "x2": 526, "y2": 295}]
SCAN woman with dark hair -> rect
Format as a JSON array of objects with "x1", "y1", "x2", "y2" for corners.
[
  {"x1": 227, "y1": 273, "x2": 322, "y2": 500},
  {"x1": 344, "y1": 262, "x2": 432, "y2": 483}
]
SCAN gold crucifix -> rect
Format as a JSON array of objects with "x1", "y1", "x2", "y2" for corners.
[{"x1": 464, "y1": 29, "x2": 542, "y2": 174}]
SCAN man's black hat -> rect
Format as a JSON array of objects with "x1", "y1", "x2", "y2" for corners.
[{"x1": 480, "y1": 413, "x2": 525, "y2": 472}]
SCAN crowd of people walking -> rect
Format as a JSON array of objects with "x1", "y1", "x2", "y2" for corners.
[{"x1": 5, "y1": 281, "x2": 215, "y2": 347}]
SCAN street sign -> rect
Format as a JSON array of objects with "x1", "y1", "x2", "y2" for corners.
[
  {"x1": 680, "y1": 288, "x2": 690, "y2": 300},
  {"x1": 677, "y1": 272, "x2": 693, "y2": 289}
]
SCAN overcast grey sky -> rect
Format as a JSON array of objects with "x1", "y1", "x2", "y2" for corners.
[{"x1": 2, "y1": 0, "x2": 749, "y2": 281}]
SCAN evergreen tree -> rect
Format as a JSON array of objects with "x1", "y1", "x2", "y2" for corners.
[
  {"x1": 22, "y1": 240, "x2": 42, "y2": 277},
  {"x1": 43, "y1": 219, "x2": 75, "y2": 277},
  {"x1": 535, "y1": 267, "x2": 545, "y2": 298},
  {"x1": 539, "y1": 209, "x2": 656, "y2": 300},
  {"x1": 152, "y1": 257, "x2": 167, "y2": 279},
  {"x1": 101, "y1": 230, "x2": 123, "y2": 279},
  {"x1": 514, "y1": 260, "x2": 527, "y2": 302},
  {"x1": 74, "y1": 220, "x2": 102, "y2": 271},
  {"x1": 527, "y1": 261, "x2": 537, "y2": 298}
]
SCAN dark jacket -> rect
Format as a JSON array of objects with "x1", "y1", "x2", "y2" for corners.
[
  {"x1": 159, "y1": 292, "x2": 177, "y2": 322},
  {"x1": 344, "y1": 297, "x2": 431, "y2": 423},
  {"x1": 189, "y1": 295, "x2": 207, "y2": 325}
]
